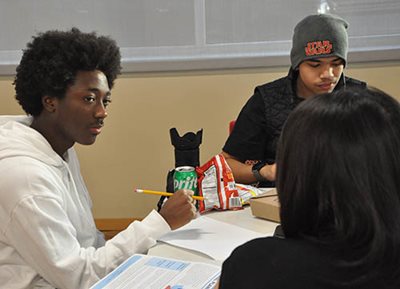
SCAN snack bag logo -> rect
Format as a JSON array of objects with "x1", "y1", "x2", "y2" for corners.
[{"x1": 305, "y1": 40, "x2": 333, "y2": 56}]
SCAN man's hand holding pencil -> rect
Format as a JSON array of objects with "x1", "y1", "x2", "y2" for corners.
[{"x1": 136, "y1": 188, "x2": 197, "y2": 230}]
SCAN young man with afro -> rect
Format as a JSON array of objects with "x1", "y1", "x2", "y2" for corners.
[{"x1": 0, "y1": 28, "x2": 197, "y2": 289}]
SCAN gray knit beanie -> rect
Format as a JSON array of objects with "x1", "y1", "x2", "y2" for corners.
[{"x1": 290, "y1": 14, "x2": 349, "y2": 69}]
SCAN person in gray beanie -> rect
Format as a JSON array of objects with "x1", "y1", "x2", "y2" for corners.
[
  {"x1": 290, "y1": 14, "x2": 349, "y2": 69},
  {"x1": 222, "y1": 13, "x2": 367, "y2": 187}
]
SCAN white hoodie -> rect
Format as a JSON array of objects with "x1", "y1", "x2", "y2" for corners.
[{"x1": 0, "y1": 116, "x2": 171, "y2": 289}]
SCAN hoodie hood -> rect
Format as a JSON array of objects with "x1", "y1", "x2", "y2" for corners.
[{"x1": 0, "y1": 115, "x2": 65, "y2": 167}]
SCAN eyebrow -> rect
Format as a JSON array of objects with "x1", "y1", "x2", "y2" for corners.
[
  {"x1": 307, "y1": 57, "x2": 342, "y2": 63},
  {"x1": 88, "y1": 88, "x2": 111, "y2": 96}
]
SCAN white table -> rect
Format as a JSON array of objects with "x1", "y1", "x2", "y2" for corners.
[{"x1": 148, "y1": 206, "x2": 279, "y2": 265}]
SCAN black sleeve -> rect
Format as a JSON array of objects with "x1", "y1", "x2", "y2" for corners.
[{"x1": 222, "y1": 88, "x2": 267, "y2": 162}]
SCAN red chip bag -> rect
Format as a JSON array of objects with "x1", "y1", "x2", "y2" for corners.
[{"x1": 196, "y1": 154, "x2": 242, "y2": 213}]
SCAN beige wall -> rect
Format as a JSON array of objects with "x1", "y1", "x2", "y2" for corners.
[{"x1": 1, "y1": 62, "x2": 400, "y2": 218}]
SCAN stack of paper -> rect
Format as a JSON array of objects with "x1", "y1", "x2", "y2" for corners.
[
  {"x1": 90, "y1": 254, "x2": 220, "y2": 289},
  {"x1": 158, "y1": 216, "x2": 267, "y2": 261}
]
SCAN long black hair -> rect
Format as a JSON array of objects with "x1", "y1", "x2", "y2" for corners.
[{"x1": 277, "y1": 88, "x2": 400, "y2": 282}]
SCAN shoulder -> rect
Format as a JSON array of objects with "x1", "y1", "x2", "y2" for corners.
[
  {"x1": 344, "y1": 76, "x2": 367, "y2": 88},
  {"x1": 220, "y1": 237, "x2": 324, "y2": 289},
  {"x1": 0, "y1": 156, "x2": 65, "y2": 207},
  {"x1": 255, "y1": 76, "x2": 290, "y2": 94},
  {"x1": 226, "y1": 236, "x2": 332, "y2": 272},
  {"x1": 0, "y1": 115, "x2": 32, "y2": 126},
  {"x1": 254, "y1": 75, "x2": 295, "y2": 106},
  {"x1": 233, "y1": 236, "x2": 313, "y2": 256},
  {"x1": 0, "y1": 157, "x2": 65, "y2": 234},
  {"x1": 225, "y1": 237, "x2": 295, "y2": 266}
]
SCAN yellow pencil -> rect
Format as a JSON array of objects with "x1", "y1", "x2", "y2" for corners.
[{"x1": 135, "y1": 188, "x2": 205, "y2": 201}]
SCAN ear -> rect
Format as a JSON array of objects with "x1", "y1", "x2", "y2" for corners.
[{"x1": 42, "y1": 96, "x2": 57, "y2": 113}]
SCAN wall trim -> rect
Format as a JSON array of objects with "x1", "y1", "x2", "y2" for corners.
[{"x1": 95, "y1": 218, "x2": 142, "y2": 240}]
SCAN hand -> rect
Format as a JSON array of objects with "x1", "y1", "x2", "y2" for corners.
[
  {"x1": 260, "y1": 163, "x2": 276, "y2": 181},
  {"x1": 159, "y1": 189, "x2": 197, "y2": 230}
]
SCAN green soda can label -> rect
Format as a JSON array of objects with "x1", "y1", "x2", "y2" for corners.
[{"x1": 173, "y1": 166, "x2": 198, "y2": 194}]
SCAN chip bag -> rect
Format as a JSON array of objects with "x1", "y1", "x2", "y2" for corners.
[
  {"x1": 235, "y1": 183, "x2": 268, "y2": 205},
  {"x1": 196, "y1": 154, "x2": 242, "y2": 213}
]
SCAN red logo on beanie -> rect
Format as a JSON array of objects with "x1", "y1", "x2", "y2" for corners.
[{"x1": 305, "y1": 40, "x2": 333, "y2": 56}]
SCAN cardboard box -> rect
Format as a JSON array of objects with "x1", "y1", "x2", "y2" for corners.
[{"x1": 250, "y1": 188, "x2": 280, "y2": 222}]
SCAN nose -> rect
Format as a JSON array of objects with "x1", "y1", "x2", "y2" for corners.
[
  {"x1": 320, "y1": 65, "x2": 334, "y2": 79},
  {"x1": 94, "y1": 102, "x2": 108, "y2": 119}
]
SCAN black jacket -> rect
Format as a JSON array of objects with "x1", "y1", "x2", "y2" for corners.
[{"x1": 223, "y1": 69, "x2": 367, "y2": 186}]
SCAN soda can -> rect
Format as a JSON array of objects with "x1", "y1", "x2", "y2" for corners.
[{"x1": 173, "y1": 166, "x2": 198, "y2": 194}]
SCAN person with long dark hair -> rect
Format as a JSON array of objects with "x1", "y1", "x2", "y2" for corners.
[{"x1": 218, "y1": 88, "x2": 400, "y2": 288}]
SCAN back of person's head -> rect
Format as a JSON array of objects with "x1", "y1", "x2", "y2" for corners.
[
  {"x1": 14, "y1": 28, "x2": 121, "y2": 116},
  {"x1": 276, "y1": 88, "x2": 400, "y2": 282},
  {"x1": 290, "y1": 13, "x2": 348, "y2": 69}
]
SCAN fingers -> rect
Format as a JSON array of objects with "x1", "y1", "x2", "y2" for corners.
[
  {"x1": 183, "y1": 190, "x2": 198, "y2": 208},
  {"x1": 189, "y1": 202, "x2": 197, "y2": 219},
  {"x1": 185, "y1": 190, "x2": 197, "y2": 205},
  {"x1": 179, "y1": 189, "x2": 197, "y2": 216},
  {"x1": 174, "y1": 189, "x2": 196, "y2": 203},
  {"x1": 159, "y1": 189, "x2": 198, "y2": 230},
  {"x1": 176, "y1": 189, "x2": 193, "y2": 197}
]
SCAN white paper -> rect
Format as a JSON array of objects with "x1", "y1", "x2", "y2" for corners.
[
  {"x1": 158, "y1": 215, "x2": 267, "y2": 261},
  {"x1": 90, "y1": 254, "x2": 220, "y2": 289}
]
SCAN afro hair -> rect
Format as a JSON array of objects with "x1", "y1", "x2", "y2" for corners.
[{"x1": 14, "y1": 28, "x2": 121, "y2": 116}]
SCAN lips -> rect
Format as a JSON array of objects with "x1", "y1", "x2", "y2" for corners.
[
  {"x1": 318, "y1": 82, "x2": 335, "y2": 91},
  {"x1": 89, "y1": 124, "x2": 103, "y2": 135}
]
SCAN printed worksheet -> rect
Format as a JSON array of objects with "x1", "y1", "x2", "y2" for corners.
[{"x1": 90, "y1": 254, "x2": 220, "y2": 289}]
